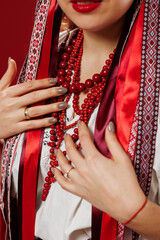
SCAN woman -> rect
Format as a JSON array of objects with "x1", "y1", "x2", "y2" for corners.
[{"x1": 0, "y1": 0, "x2": 160, "y2": 239}]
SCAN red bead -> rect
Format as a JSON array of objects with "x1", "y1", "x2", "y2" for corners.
[
  {"x1": 100, "y1": 69, "x2": 109, "y2": 77},
  {"x1": 66, "y1": 45, "x2": 73, "y2": 53},
  {"x1": 68, "y1": 64, "x2": 73, "y2": 70},
  {"x1": 45, "y1": 177, "x2": 50, "y2": 182},
  {"x1": 74, "y1": 128, "x2": 78, "y2": 134},
  {"x1": 105, "y1": 59, "x2": 111, "y2": 65},
  {"x1": 62, "y1": 53, "x2": 70, "y2": 60},
  {"x1": 69, "y1": 84, "x2": 77, "y2": 93},
  {"x1": 81, "y1": 104, "x2": 85, "y2": 109},
  {"x1": 52, "y1": 113, "x2": 58, "y2": 117},
  {"x1": 50, "y1": 161, "x2": 55, "y2": 166},
  {"x1": 57, "y1": 76, "x2": 65, "y2": 85},
  {"x1": 47, "y1": 171, "x2": 53, "y2": 177},
  {"x1": 43, "y1": 189, "x2": 48, "y2": 194},
  {"x1": 44, "y1": 183, "x2": 50, "y2": 189},
  {"x1": 85, "y1": 79, "x2": 93, "y2": 88},
  {"x1": 88, "y1": 108, "x2": 93, "y2": 114},
  {"x1": 77, "y1": 83, "x2": 85, "y2": 92},
  {"x1": 109, "y1": 53, "x2": 114, "y2": 59},
  {"x1": 71, "y1": 52, "x2": 77, "y2": 58},
  {"x1": 59, "y1": 60, "x2": 67, "y2": 69},
  {"x1": 50, "y1": 130, "x2": 55, "y2": 135},
  {"x1": 92, "y1": 74, "x2": 101, "y2": 83},
  {"x1": 72, "y1": 134, "x2": 78, "y2": 141},
  {"x1": 48, "y1": 142, "x2": 55, "y2": 147},
  {"x1": 62, "y1": 82, "x2": 70, "y2": 89},
  {"x1": 90, "y1": 95, "x2": 95, "y2": 100},
  {"x1": 42, "y1": 194, "x2": 47, "y2": 201},
  {"x1": 57, "y1": 69, "x2": 65, "y2": 76},
  {"x1": 50, "y1": 149, "x2": 54, "y2": 154},
  {"x1": 69, "y1": 59, "x2": 74, "y2": 64},
  {"x1": 63, "y1": 151, "x2": 67, "y2": 155},
  {"x1": 54, "y1": 161, "x2": 59, "y2": 166},
  {"x1": 50, "y1": 136, "x2": 56, "y2": 142},
  {"x1": 96, "y1": 97, "x2": 101, "y2": 102},
  {"x1": 67, "y1": 70, "x2": 72, "y2": 76},
  {"x1": 80, "y1": 116, "x2": 84, "y2": 121},
  {"x1": 102, "y1": 77, "x2": 107, "y2": 83},
  {"x1": 71, "y1": 38, "x2": 76, "y2": 45}
]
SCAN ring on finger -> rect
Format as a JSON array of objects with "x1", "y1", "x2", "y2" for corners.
[
  {"x1": 64, "y1": 166, "x2": 74, "y2": 179},
  {"x1": 24, "y1": 107, "x2": 31, "y2": 120}
]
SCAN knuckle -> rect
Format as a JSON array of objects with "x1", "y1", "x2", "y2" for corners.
[
  {"x1": 79, "y1": 132, "x2": 88, "y2": 142},
  {"x1": 0, "y1": 89, "x2": 8, "y2": 99},
  {"x1": 87, "y1": 153, "x2": 97, "y2": 164},
  {"x1": 24, "y1": 80, "x2": 34, "y2": 89},
  {"x1": 31, "y1": 91, "x2": 39, "y2": 101},
  {"x1": 26, "y1": 121, "x2": 35, "y2": 130}
]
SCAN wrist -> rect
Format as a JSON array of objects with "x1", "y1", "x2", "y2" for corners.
[{"x1": 122, "y1": 197, "x2": 148, "y2": 225}]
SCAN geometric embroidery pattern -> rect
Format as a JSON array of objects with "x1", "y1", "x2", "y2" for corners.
[{"x1": 135, "y1": 0, "x2": 160, "y2": 196}]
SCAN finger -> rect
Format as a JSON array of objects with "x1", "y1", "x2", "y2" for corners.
[
  {"x1": 17, "y1": 117, "x2": 57, "y2": 132},
  {"x1": 7, "y1": 77, "x2": 58, "y2": 97},
  {"x1": 64, "y1": 134, "x2": 84, "y2": 168},
  {"x1": 0, "y1": 58, "x2": 17, "y2": 90},
  {"x1": 19, "y1": 87, "x2": 68, "y2": 106},
  {"x1": 78, "y1": 121, "x2": 98, "y2": 158},
  {"x1": 57, "y1": 149, "x2": 76, "y2": 178},
  {"x1": 105, "y1": 121, "x2": 130, "y2": 163},
  {"x1": 53, "y1": 168, "x2": 75, "y2": 193},
  {"x1": 19, "y1": 102, "x2": 68, "y2": 120}
]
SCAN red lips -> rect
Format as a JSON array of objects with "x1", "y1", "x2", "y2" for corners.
[{"x1": 71, "y1": 0, "x2": 102, "y2": 13}]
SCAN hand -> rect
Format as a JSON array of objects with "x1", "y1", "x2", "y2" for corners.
[
  {"x1": 0, "y1": 58, "x2": 68, "y2": 139},
  {"x1": 54, "y1": 121, "x2": 146, "y2": 224}
]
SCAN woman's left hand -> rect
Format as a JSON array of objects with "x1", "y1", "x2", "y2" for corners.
[{"x1": 54, "y1": 121, "x2": 146, "y2": 224}]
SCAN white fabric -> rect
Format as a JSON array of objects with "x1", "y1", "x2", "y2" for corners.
[{"x1": 11, "y1": 30, "x2": 160, "y2": 240}]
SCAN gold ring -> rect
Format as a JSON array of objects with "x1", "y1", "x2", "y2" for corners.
[
  {"x1": 65, "y1": 166, "x2": 74, "y2": 179},
  {"x1": 24, "y1": 107, "x2": 31, "y2": 120}
]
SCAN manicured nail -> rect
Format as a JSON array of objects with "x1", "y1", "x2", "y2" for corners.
[
  {"x1": 51, "y1": 167, "x2": 55, "y2": 175},
  {"x1": 58, "y1": 102, "x2": 68, "y2": 109},
  {"x1": 77, "y1": 120, "x2": 82, "y2": 127},
  {"x1": 8, "y1": 57, "x2": 11, "y2": 67},
  {"x1": 108, "y1": 121, "x2": 115, "y2": 133},
  {"x1": 49, "y1": 78, "x2": 57, "y2": 84},
  {"x1": 54, "y1": 149, "x2": 58, "y2": 156},
  {"x1": 49, "y1": 118, "x2": 57, "y2": 124},
  {"x1": 57, "y1": 87, "x2": 68, "y2": 94}
]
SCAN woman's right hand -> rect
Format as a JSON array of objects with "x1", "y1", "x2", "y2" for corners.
[{"x1": 0, "y1": 58, "x2": 68, "y2": 139}]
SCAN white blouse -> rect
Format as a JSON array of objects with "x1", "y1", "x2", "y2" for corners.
[{"x1": 11, "y1": 30, "x2": 160, "y2": 240}]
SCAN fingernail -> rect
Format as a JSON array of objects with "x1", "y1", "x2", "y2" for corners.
[
  {"x1": 54, "y1": 149, "x2": 58, "y2": 156},
  {"x1": 108, "y1": 121, "x2": 115, "y2": 133},
  {"x1": 49, "y1": 118, "x2": 57, "y2": 124},
  {"x1": 57, "y1": 88, "x2": 68, "y2": 94},
  {"x1": 49, "y1": 78, "x2": 57, "y2": 84},
  {"x1": 51, "y1": 167, "x2": 55, "y2": 174},
  {"x1": 8, "y1": 57, "x2": 11, "y2": 67},
  {"x1": 77, "y1": 120, "x2": 82, "y2": 127},
  {"x1": 58, "y1": 102, "x2": 68, "y2": 109}
]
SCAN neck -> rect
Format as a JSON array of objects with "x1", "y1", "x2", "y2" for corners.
[
  {"x1": 82, "y1": 16, "x2": 125, "y2": 58},
  {"x1": 79, "y1": 17, "x2": 125, "y2": 82}
]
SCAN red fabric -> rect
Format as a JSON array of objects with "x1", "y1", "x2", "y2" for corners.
[
  {"x1": 0, "y1": 1, "x2": 36, "y2": 84},
  {"x1": 21, "y1": 1, "x2": 56, "y2": 239},
  {"x1": 100, "y1": 2, "x2": 144, "y2": 239},
  {"x1": 0, "y1": 210, "x2": 6, "y2": 240},
  {"x1": 116, "y1": 2, "x2": 144, "y2": 151}
]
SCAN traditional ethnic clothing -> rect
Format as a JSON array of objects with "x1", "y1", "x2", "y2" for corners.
[{"x1": 0, "y1": 0, "x2": 160, "y2": 239}]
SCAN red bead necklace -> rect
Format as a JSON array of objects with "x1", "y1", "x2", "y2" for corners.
[{"x1": 42, "y1": 29, "x2": 115, "y2": 201}]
